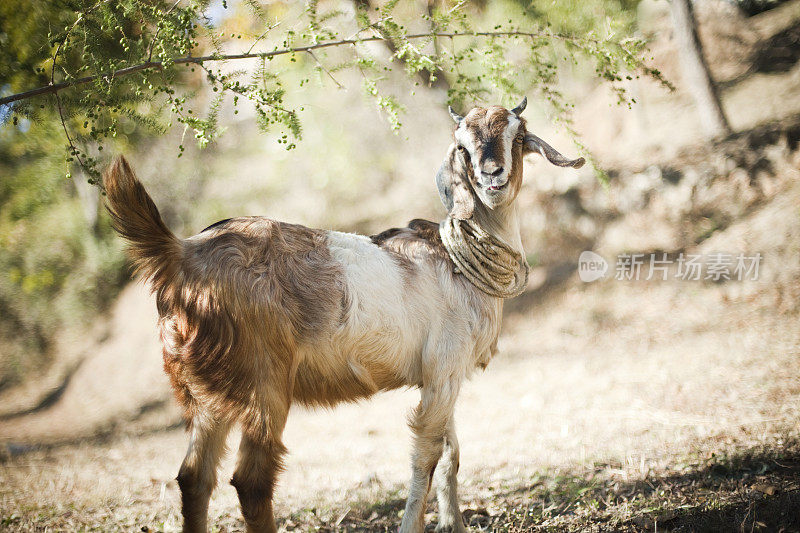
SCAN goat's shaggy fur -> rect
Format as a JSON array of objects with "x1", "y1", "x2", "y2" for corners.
[{"x1": 104, "y1": 102, "x2": 582, "y2": 533}]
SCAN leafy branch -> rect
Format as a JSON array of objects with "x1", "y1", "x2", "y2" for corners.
[
  {"x1": 0, "y1": 0, "x2": 669, "y2": 182},
  {"x1": 0, "y1": 30, "x2": 623, "y2": 108}
]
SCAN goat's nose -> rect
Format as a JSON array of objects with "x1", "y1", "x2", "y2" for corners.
[{"x1": 483, "y1": 166, "x2": 504, "y2": 177}]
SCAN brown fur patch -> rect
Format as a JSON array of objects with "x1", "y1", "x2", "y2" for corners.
[
  {"x1": 371, "y1": 218, "x2": 452, "y2": 266},
  {"x1": 230, "y1": 436, "x2": 287, "y2": 533},
  {"x1": 158, "y1": 217, "x2": 344, "y2": 424},
  {"x1": 103, "y1": 156, "x2": 182, "y2": 290},
  {"x1": 292, "y1": 359, "x2": 391, "y2": 407}
]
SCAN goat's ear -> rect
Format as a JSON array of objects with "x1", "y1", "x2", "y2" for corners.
[
  {"x1": 524, "y1": 133, "x2": 585, "y2": 169},
  {"x1": 436, "y1": 143, "x2": 475, "y2": 220}
]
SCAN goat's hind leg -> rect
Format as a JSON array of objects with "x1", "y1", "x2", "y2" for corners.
[
  {"x1": 176, "y1": 413, "x2": 233, "y2": 533},
  {"x1": 230, "y1": 404, "x2": 290, "y2": 533}
]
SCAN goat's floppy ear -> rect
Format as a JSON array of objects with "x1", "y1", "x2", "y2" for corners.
[
  {"x1": 436, "y1": 143, "x2": 475, "y2": 220},
  {"x1": 524, "y1": 133, "x2": 585, "y2": 168}
]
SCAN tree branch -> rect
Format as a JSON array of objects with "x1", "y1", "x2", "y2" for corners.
[
  {"x1": 0, "y1": 30, "x2": 579, "y2": 107},
  {"x1": 52, "y1": 11, "x2": 88, "y2": 170}
]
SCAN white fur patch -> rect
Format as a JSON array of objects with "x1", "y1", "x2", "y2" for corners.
[
  {"x1": 325, "y1": 231, "x2": 407, "y2": 326},
  {"x1": 321, "y1": 230, "x2": 504, "y2": 387},
  {"x1": 453, "y1": 121, "x2": 471, "y2": 148},
  {"x1": 454, "y1": 121, "x2": 479, "y2": 177},
  {"x1": 324, "y1": 231, "x2": 427, "y2": 381},
  {"x1": 502, "y1": 114, "x2": 521, "y2": 182}
]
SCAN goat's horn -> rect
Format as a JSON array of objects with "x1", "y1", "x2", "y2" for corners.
[
  {"x1": 525, "y1": 133, "x2": 585, "y2": 168},
  {"x1": 511, "y1": 97, "x2": 527, "y2": 116},
  {"x1": 448, "y1": 106, "x2": 464, "y2": 123}
]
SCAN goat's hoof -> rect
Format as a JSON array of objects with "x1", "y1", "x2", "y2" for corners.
[{"x1": 434, "y1": 521, "x2": 467, "y2": 533}]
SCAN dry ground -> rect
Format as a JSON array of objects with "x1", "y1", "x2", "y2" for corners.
[{"x1": 2, "y1": 263, "x2": 800, "y2": 531}]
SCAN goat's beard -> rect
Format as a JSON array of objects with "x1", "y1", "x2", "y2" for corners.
[{"x1": 476, "y1": 186, "x2": 513, "y2": 210}]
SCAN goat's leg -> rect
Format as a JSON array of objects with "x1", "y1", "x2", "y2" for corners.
[
  {"x1": 176, "y1": 413, "x2": 232, "y2": 533},
  {"x1": 399, "y1": 383, "x2": 460, "y2": 533},
  {"x1": 230, "y1": 405, "x2": 289, "y2": 533},
  {"x1": 434, "y1": 419, "x2": 466, "y2": 532},
  {"x1": 231, "y1": 430, "x2": 288, "y2": 533}
]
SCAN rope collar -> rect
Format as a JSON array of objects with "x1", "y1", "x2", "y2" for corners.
[{"x1": 439, "y1": 216, "x2": 530, "y2": 298}]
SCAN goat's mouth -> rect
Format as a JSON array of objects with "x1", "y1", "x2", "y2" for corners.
[{"x1": 486, "y1": 182, "x2": 509, "y2": 192}]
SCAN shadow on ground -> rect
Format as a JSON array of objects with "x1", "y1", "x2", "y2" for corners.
[{"x1": 306, "y1": 438, "x2": 800, "y2": 532}]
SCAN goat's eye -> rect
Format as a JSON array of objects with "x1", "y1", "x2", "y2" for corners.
[
  {"x1": 457, "y1": 145, "x2": 466, "y2": 152},
  {"x1": 514, "y1": 135, "x2": 524, "y2": 144}
]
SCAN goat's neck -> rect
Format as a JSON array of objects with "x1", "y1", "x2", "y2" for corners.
[{"x1": 471, "y1": 202, "x2": 524, "y2": 257}]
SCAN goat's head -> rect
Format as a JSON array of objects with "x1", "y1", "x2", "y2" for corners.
[{"x1": 436, "y1": 98, "x2": 585, "y2": 219}]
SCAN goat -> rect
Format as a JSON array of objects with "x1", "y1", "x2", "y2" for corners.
[{"x1": 102, "y1": 98, "x2": 584, "y2": 533}]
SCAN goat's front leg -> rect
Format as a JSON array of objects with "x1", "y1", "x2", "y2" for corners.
[
  {"x1": 400, "y1": 382, "x2": 460, "y2": 533},
  {"x1": 434, "y1": 419, "x2": 466, "y2": 532}
]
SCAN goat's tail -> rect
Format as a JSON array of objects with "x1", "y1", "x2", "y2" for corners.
[{"x1": 103, "y1": 156, "x2": 182, "y2": 286}]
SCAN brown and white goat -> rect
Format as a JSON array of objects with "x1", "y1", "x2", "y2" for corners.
[{"x1": 103, "y1": 99, "x2": 583, "y2": 533}]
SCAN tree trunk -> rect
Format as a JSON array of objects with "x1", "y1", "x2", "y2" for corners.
[{"x1": 669, "y1": 0, "x2": 732, "y2": 137}]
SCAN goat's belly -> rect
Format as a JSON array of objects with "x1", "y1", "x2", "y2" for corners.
[
  {"x1": 292, "y1": 343, "x2": 411, "y2": 407},
  {"x1": 293, "y1": 299, "x2": 419, "y2": 402}
]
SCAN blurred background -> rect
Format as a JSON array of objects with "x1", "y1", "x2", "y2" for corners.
[{"x1": 1, "y1": 0, "x2": 800, "y2": 530}]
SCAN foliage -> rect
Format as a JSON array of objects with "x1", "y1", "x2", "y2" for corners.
[
  {"x1": 0, "y1": 118, "x2": 127, "y2": 387},
  {"x1": 1, "y1": 0, "x2": 670, "y2": 182},
  {"x1": 0, "y1": 0, "x2": 146, "y2": 385}
]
